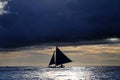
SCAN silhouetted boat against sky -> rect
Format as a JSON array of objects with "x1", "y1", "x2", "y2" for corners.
[{"x1": 48, "y1": 47, "x2": 72, "y2": 68}]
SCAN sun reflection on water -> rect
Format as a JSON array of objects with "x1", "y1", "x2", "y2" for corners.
[
  {"x1": 41, "y1": 67, "x2": 94, "y2": 80},
  {"x1": 1, "y1": 66, "x2": 118, "y2": 80}
]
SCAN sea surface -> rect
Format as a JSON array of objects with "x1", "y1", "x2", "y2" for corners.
[{"x1": 0, "y1": 66, "x2": 120, "y2": 80}]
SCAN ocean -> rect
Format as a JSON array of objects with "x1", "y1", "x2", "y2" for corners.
[{"x1": 0, "y1": 66, "x2": 120, "y2": 80}]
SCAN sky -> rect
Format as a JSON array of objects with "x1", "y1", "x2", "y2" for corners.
[{"x1": 0, "y1": 0, "x2": 120, "y2": 66}]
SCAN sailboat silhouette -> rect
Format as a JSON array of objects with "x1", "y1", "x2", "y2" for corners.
[{"x1": 48, "y1": 47, "x2": 72, "y2": 68}]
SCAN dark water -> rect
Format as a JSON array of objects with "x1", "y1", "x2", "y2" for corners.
[{"x1": 0, "y1": 66, "x2": 120, "y2": 80}]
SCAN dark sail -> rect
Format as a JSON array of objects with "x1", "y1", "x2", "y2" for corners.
[
  {"x1": 56, "y1": 47, "x2": 72, "y2": 65},
  {"x1": 49, "y1": 51, "x2": 55, "y2": 65}
]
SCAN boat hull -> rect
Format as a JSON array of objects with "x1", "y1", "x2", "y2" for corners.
[
  {"x1": 48, "y1": 65, "x2": 65, "y2": 68},
  {"x1": 48, "y1": 66, "x2": 64, "y2": 68}
]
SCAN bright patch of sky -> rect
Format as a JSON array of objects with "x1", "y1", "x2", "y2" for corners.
[
  {"x1": 107, "y1": 38, "x2": 120, "y2": 42},
  {"x1": 0, "y1": 1, "x2": 8, "y2": 15},
  {"x1": 0, "y1": 44, "x2": 120, "y2": 66}
]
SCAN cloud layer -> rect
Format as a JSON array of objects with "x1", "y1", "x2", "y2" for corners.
[
  {"x1": 0, "y1": 0, "x2": 8, "y2": 15},
  {"x1": 0, "y1": 44, "x2": 120, "y2": 66},
  {"x1": 0, "y1": 0, "x2": 120, "y2": 48}
]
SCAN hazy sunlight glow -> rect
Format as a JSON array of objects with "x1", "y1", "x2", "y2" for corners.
[{"x1": 107, "y1": 38, "x2": 120, "y2": 42}]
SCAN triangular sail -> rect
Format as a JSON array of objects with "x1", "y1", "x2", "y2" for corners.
[
  {"x1": 56, "y1": 47, "x2": 72, "y2": 65},
  {"x1": 49, "y1": 51, "x2": 55, "y2": 65}
]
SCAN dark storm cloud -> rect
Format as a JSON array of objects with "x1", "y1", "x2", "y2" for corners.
[{"x1": 0, "y1": 0, "x2": 120, "y2": 48}]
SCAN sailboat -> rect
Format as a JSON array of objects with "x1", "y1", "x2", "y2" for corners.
[{"x1": 48, "y1": 47, "x2": 72, "y2": 68}]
